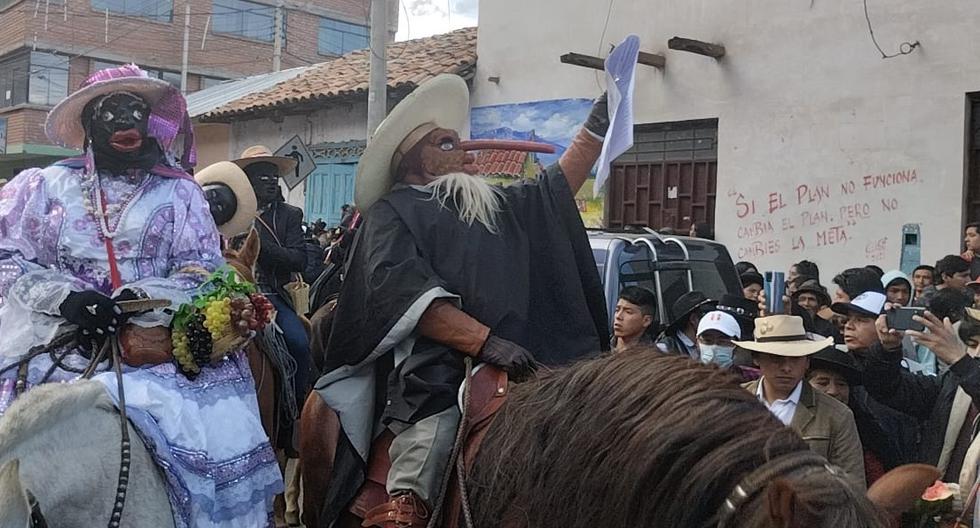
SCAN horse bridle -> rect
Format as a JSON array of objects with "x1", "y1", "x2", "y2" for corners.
[{"x1": 714, "y1": 451, "x2": 846, "y2": 527}]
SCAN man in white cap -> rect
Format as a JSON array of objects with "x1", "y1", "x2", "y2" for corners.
[
  {"x1": 738, "y1": 315, "x2": 866, "y2": 490},
  {"x1": 316, "y1": 74, "x2": 611, "y2": 526},
  {"x1": 697, "y1": 310, "x2": 741, "y2": 368}
]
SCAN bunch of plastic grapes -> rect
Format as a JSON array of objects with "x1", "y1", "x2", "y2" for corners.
[
  {"x1": 203, "y1": 297, "x2": 232, "y2": 340},
  {"x1": 229, "y1": 295, "x2": 252, "y2": 337},
  {"x1": 186, "y1": 313, "x2": 213, "y2": 369},
  {"x1": 171, "y1": 328, "x2": 197, "y2": 376},
  {"x1": 249, "y1": 293, "x2": 274, "y2": 328}
]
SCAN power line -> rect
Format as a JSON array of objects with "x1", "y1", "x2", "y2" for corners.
[{"x1": 862, "y1": 0, "x2": 919, "y2": 60}]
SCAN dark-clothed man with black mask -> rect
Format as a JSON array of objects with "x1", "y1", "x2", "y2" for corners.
[{"x1": 232, "y1": 145, "x2": 312, "y2": 443}]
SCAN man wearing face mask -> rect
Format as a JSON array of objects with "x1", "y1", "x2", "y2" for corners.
[
  {"x1": 231, "y1": 146, "x2": 311, "y2": 441},
  {"x1": 697, "y1": 311, "x2": 741, "y2": 368},
  {"x1": 0, "y1": 65, "x2": 281, "y2": 524}
]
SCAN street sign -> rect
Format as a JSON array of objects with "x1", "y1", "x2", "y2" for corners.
[{"x1": 275, "y1": 135, "x2": 316, "y2": 190}]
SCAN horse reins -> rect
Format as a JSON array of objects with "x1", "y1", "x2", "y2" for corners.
[
  {"x1": 427, "y1": 357, "x2": 476, "y2": 528},
  {"x1": 5, "y1": 334, "x2": 133, "y2": 528},
  {"x1": 714, "y1": 451, "x2": 845, "y2": 527}
]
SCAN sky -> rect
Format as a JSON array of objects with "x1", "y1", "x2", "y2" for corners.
[{"x1": 396, "y1": 0, "x2": 478, "y2": 41}]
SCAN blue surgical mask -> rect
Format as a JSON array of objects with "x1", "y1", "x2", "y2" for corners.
[{"x1": 700, "y1": 344, "x2": 735, "y2": 368}]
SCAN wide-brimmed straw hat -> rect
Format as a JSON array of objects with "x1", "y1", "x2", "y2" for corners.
[
  {"x1": 734, "y1": 315, "x2": 834, "y2": 357},
  {"x1": 46, "y1": 64, "x2": 174, "y2": 149},
  {"x1": 194, "y1": 161, "x2": 257, "y2": 239},
  {"x1": 231, "y1": 145, "x2": 298, "y2": 176},
  {"x1": 354, "y1": 73, "x2": 469, "y2": 211}
]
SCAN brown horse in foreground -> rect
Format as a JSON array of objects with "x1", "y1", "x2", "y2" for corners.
[{"x1": 301, "y1": 350, "x2": 938, "y2": 528}]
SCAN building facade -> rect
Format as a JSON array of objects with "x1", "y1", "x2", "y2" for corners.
[
  {"x1": 0, "y1": 0, "x2": 381, "y2": 179},
  {"x1": 471, "y1": 0, "x2": 980, "y2": 274}
]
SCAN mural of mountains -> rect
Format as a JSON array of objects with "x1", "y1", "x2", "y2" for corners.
[{"x1": 471, "y1": 126, "x2": 567, "y2": 165}]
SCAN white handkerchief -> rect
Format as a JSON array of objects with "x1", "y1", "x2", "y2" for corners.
[{"x1": 595, "y1": 34, "x2": 640, "y2": 196}]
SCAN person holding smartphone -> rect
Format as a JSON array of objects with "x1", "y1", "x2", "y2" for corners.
[{"x1": 863, "y1": 303, "x2": 980, "y2": 485}]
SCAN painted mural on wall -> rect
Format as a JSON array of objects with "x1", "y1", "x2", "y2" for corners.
[{"x1": 471, "y1": 98, "x2": 604, "y2": 227}]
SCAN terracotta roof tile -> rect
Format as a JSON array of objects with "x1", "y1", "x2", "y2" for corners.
[
  {"x1": 474, "y1": 149, "x2": 530, "y2": 178},
  {"x1": 205, "y1": 27, "x2": 477, "y2": 120}
]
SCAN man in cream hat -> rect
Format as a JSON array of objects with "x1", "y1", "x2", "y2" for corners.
[
  {"x1": 231, "y1": 145, "x2": 312, "y2": 445},
  {"x1": 0, "y1": 65, "x2": 281, "y2": 524},
  {"x1": 317, "y1": 74, "x2": 611, "y2": 526},
  {"x1": 739, "y1": 315, "x2": 866, "y2": 489}
]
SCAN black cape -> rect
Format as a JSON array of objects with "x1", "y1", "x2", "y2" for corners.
[
  {"x1": 326, "y1": 162, "x2": 608, "y2": 373},
  {"x1": 316, "y1": 165, "x2": 608, "y2": 524}
]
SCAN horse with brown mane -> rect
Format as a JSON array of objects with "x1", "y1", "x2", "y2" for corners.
[
  {"x1": 222, "y1": 228, "x2": 282, "y2": 445},
  {"x1": 302, "y1": 349, "x2": 937, "y2": 528},
  {"x1": 225, "y1": 227, "x2": 312, "y2": 525}
]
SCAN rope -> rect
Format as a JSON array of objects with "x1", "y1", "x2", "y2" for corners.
[
  {"x1": 257, "y1": 325, "x2": 299, "y2": 420},
  {"x1": 105, "y1": 338, "x2": 131, "y2": 528},
  {"x1": 426, "y1": 357, "x2": 474, "y2": 528}
]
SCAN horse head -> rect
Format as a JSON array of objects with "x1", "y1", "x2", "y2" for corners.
[
  {"x1": 467, "y1": 351, "x2": 938, "y2": 528},
  {"x1": 223, "y1": 228, "x2": 261, "y2": 285}
]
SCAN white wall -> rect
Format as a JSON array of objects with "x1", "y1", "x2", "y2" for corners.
[
  {"x1": 231, "y1": 101, "x2": 368, "y2": 210},
  {"x1": 474, "y1": 0, "x2": 980, "y2": 274}
]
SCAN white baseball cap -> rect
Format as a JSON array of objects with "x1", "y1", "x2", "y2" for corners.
[
  {"x1": 831, "y1": 291, "x2": 887, "y2": 318},
  {"x1": 697, "y1": 311, "x2": 741, "y2": 339}
]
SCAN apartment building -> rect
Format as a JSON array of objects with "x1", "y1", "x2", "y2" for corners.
[{"x1": 0, "y1": 0, "x2": 382, "y2": 179}]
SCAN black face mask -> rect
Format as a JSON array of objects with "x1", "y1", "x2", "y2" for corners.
[
  {"x1": 202, "y1": 183, "x2": 237, "y2": 226},
  {"x1": 244, "y1": 162, "x2": 281, "y2": 205},
  {"x1": 82, "y1": 92, "x2": 161, "y2": 173}
]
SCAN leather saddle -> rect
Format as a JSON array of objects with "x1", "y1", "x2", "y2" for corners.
[{"x1": 350, "y1": 365, "x2": 509, "y2": 527}]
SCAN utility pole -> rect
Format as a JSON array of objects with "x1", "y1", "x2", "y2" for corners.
[
  {"x1": 180, "y1": 2, "x2": 190, "y2": 93},
  {"x1": 272, "y1": 1, "x2": 283, "y2": 72},
  {"x1": 366, "y1": 0, "x2": 387, "y2": 140}
]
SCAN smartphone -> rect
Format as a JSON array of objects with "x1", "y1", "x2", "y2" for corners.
[
  {"x1": 765, "y1": 271, "x2": 785, "y2": 315},
  {"x1": 887, "y1": 307, "x2": 926, "y2": 332}
]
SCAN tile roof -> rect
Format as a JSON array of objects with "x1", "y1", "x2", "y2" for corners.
[
  {"x1": 203, "y1": 27, "x2": 477, "y2": 121},
  {"x1": 474, "y1": 149, "x2": 534, "y2": 178}
]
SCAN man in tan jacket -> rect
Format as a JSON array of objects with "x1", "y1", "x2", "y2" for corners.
[{"x1": 738, "y1": 315, "x2": 867, "y2": 490}]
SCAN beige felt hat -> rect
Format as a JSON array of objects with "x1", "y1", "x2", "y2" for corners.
[
  {"x1": 354, "y1": 73, "x2": 469, "y2": 211},
  {"x1": 733, "y1": 315, "x2": 833, "y2": 357},
  {"x1": 232, "y1": 145, "x2": 298, "y2": 176},
  {"x1": 195, "y1": 161, "x2": 257, "y2": 239}
]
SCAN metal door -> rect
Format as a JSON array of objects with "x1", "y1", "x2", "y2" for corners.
[
  {"x1": 967, "y1": 95, "x2": 980, "y2": 223},
  {"x1": 605, "y1": 119, "x2": 718, "y2": 232},
  {"x1": 305, "y1": 162, "x2": 356, "y2": 225}
]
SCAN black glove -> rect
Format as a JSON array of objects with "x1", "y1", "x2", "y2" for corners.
[
  {"x1": 583, "y1": 92, "x2": 610, "y2": 138},
  {"x1": 60, "y1": 291, "x2": 124, "y2": 350},
  {"x1": 478, "y1": 335, "x2": 538, "y2": 382}
]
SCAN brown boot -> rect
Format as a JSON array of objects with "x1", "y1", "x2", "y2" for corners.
[{"x1": 361, "y1": 491, "x2": 430, "y2": 528}]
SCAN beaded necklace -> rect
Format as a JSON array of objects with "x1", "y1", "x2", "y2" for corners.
[{"x1": 80, "y1": 170, "x2": 149, "y2": 240}]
